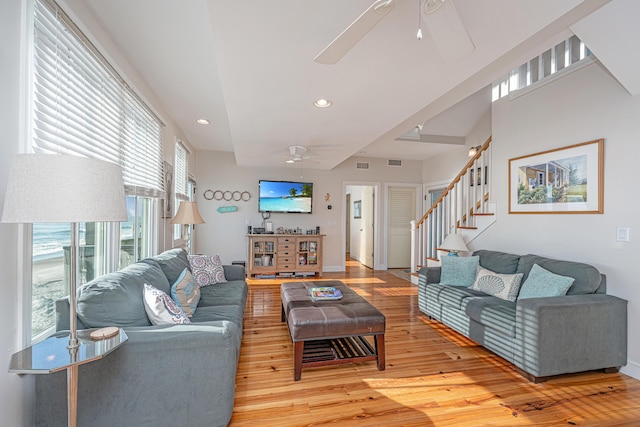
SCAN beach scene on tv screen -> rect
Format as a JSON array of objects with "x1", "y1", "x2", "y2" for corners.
[{"x1": 259, "y1": 181, "x2": 312, "y2": 213}]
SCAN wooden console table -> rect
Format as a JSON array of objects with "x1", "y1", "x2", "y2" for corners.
[{"x1": 246, "y1": 234, "x2": 324, "y2": 278}]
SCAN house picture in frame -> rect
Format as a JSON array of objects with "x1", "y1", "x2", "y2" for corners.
[{"x1": 508, "y1": 139, "x2": 604, "y2": 214}]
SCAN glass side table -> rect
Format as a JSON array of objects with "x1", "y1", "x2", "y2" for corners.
[
  {"x1": 9, "y1": 328, "x2": 127, "y2": 427},
  {"x1": 9, "y1": 328, "x2": 127, "y2": 373}
]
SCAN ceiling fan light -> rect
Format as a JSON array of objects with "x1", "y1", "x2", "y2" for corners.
[{"x1": 314, "y1": 99, "x2": 332, "y2": 108}]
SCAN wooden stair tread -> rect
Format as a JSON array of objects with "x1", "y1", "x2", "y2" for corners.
[
  {"x1": 457, "y1": 226, "x2": 477, "y2": 230},
  {"x1": 472, "y1": 213, "x2": 495, "y2": 216}
]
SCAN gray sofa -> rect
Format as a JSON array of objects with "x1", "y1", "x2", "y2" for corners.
[
  {"x1": 418, "y1": 249, "x2": 627, "y2": 382},
  {"x1": 36, "y1": 248, "x2": 248, "y2": 427}
]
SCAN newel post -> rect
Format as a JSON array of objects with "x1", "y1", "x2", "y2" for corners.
[{"x1": 410, "y1": 220, "x2": 417, "y2": 273}]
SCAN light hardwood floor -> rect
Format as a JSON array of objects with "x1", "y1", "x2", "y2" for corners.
[{"x1": 230, "y1": 259, "x2": 640, "y2": 426}]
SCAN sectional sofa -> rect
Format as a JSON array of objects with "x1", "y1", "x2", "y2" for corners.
[
  {"x1": 418, "y1": 249, "x2": 627, "y2": 382},
  {"x1": 35, "y1": 248, "x2": 248, "y2": 427}
]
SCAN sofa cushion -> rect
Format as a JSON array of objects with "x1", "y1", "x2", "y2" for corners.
[
  {"x1": 77, "y1": 261, "x2": 170, "y2": 327},
  {"x1": 198, "y1": 281, "x2": 248, "y2": 307},
  {"x1": 189, "y1": 254, "x2": 227, "y2": 287},
  {"x1": 171, "y1": 268, "x2": 201, "y2": 317},
  {"x1": 517, "y1": 254, "x2": 600, "y2": 295},
  {"x1": 470, "y1": 267, "x2": 523, "y2": 302},
  {"x1": 518, "y1": 263, "x2": 575, "y2": 299},
  {"x1": 428, "y1": 283, "x2": 487, "y2": 310},
  {"x1": 143, "y1": 284, "x2": 191, "y2": 325},
  {"x1": 141, "y1": 248, "x2": 190, "y2": 285},
  {"x1": 473, "y1": 250, "x2": 521, "y2": 274},
  {"x1": 440, "y1": 256, "x2": 479, "y2": 287},
  {"x1": 466, "y1": 298, "x2": 516, "y2": 337}
]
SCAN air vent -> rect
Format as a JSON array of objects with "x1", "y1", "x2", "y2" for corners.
[
  {"x1": 388, "y1": 159, "x2": 402, "y2": 167},
  {"x1": 356, "y1": 162, "x2": 370, "y2": 170}
]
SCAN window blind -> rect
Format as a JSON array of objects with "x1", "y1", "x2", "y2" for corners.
[
  {"x1": 174, "y1": 141, "x2": 188, "y2": 201},
  {"x1": 33, "y1": 0, "x2": 164, "y2": 197}
]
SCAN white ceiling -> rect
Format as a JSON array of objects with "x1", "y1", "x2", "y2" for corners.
[{"x1": 72, "y1": 0, "x2": 640, "y2": 170}]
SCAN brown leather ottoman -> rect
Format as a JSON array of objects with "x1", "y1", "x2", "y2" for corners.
[{"x1": 281, "y1": 280, "x2": 386, "y2": 380}]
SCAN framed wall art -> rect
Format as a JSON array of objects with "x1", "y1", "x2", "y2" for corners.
[
  {"x1": 353, "y1": 200, "x2": 362, "y2": 219},
  {"x1": 508, "y1": 139, "x2": 604, "y2": 214}
]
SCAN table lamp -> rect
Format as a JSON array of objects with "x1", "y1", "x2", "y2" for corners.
[
  {"x1": 2, "y1": 153, "x2": 127, "y2": 427},
  {"x1": 439, "y1": 233, "x2": 469, "y2": 256},
  {"x1": 171, "y1": 201, "x2": 205, "y2": 253}
]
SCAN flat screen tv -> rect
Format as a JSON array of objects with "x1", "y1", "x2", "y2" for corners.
[{"x1": 258, "y1": 180, "x2": 313, "y2": 214}]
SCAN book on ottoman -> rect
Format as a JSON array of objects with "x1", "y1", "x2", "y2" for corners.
[{"x1": 310, "y1": 286, "x2": 343, "y2": 300}]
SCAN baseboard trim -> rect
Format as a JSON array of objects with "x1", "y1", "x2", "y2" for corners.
[{"x1": 620, "y1": 359, "x2": 640, "y2": 380}]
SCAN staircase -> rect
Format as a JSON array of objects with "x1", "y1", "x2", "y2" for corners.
[{"x1": 410, "y1": 136, "x2": 495, "y2": 282}]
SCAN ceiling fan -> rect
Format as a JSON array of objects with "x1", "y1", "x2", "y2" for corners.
[
  {"x1": 285, "y1": 145, "x2": 317, "y2": 164},
  {"x1": 314, "y1": 0, "x2": 475, "y2": 65}
]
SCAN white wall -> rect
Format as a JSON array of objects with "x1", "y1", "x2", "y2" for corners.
[
  {"x1": 0, "y1": 1, "x2": 34, "y2": 425},
  {"x1": 472, "y1": 62, "x2": 640, "y2": 379},
  {"x1": 194, "y1": 152, "x2": 423, "y2": 271}
]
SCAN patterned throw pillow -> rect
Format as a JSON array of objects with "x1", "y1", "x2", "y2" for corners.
[
  {"x1": 143, "y1": 283, "x2": 191, "y2": 325},
  {"x1": 518, "y1": 263, "x2": 575, "y2": 299},
  {"x1": 440, "y1": 256, "x2": 480, "y2": 287},
  {"x1": 470, "y1": 267, "x2": 524, "y2": 302},
  {"x1": 188, "y1": 254, "x2": 227, "y2": 287},
  {"x1": 170, "y1": 268, "x2": 201, "y2": 317}
]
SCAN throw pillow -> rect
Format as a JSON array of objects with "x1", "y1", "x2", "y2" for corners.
[
  {"x1": 518, "y1": 263, "x2": 575, "y2": 299},
  {"x1": 188, "y1": 254, "x2": 227, "y2": 287},
  {"x1": 470, "y1": 267, "x2": 524, "y2": 302},
  {"x1": 439, "y1": 256, "x2": 479, "y2": 287},
  {"x1": 170, "y1": 268, "x2": 201, "y2": 317},
  {"x1": 143, "y1": 283, "x2": 191, "y2": 325}
]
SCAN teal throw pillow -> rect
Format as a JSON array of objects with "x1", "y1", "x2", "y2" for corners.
[
  {"x1": 440, "y1": 256, "x2": 479, "y2": 287},
  {"x1": 518, "y1": 263, "x2": 575, "y2": 299},
  {"x1": 170, "y1": 268, "x2": 201, "y2": 317}
]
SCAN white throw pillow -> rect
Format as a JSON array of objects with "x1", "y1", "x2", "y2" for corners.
[
  {"x1": 143, "y1": 283, "x2": 191, "y2": 325},
  {"x1": 470, "y1": 267, "x2": 523, "y2": 302}
]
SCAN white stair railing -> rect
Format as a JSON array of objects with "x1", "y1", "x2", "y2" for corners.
[{"x1": 411, "y1": 136, "x2": 494, "y2": 274}]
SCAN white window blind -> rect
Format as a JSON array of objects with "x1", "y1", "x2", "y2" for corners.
[
  {"x1": 33, "y1": 0, "x2": 164, "y2": 197},
  {"x1": 174, "y1": 141, "x2": 188, "y2": 200}
]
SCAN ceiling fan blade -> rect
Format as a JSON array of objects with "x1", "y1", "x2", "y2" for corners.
[
  {"x1": 424, "y1": 0, "x2": 475, "y2": 61},
  {"x1": 314, "y1": 0, "x2": 396, "y2": 65}
]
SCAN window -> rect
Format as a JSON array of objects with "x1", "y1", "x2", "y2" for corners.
[
  {"x1": 492, "y1": 35, "x2": 593, "y2": 101},
  {"x1": 29, "y1": 0, "x2": 164, "y2": 341},
  {"x1": 120, "y1": 196, "x2": 154, "y2": 269},
  {"x1": 174, "y1": 141, "x2": 189, "y2": 240}
]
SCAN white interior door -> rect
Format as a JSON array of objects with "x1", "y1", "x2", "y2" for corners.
[
  {"x1": 361, "y1": 187, "x2": 375, "y2": 268},
  {"x1": 387, "y1": 186, "x2": 416, "y2": 269}
]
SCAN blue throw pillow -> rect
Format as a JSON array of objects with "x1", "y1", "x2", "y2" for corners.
[
  {"x1": 170, "y1": 268, "x2": 201, "y2": 317},
  {"x1": 440, "y1": 256, "x2": 479, "y2": 287},
  {"x1": 518, "y1": 263, "x2": 575, "y2": 299}
]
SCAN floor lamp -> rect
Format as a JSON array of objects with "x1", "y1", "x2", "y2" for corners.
[
  {"x1": 171, "y1": 201, "x2": 205, "y2": 254},
  {"x1": 2, "y1": 154, "x2": 127, "y2": 427}
]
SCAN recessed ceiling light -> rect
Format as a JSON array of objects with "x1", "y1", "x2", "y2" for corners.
[
  {"x1": 196, "y1": 118, "x2": 210, "y2": 125},
  {"x1": 313, "y1": 99, "x2": 332, "y2": 108}
]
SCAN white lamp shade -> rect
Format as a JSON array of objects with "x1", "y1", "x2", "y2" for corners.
[
  {"x1": 171, "y1": 201, "x2": 205, "y2": 225},
  {"x1": 440, "y1": 233, "x2": 469, "y2": 253},
  {"x1": 1, "y1": 154, "x2": 127, "y2": 223}
]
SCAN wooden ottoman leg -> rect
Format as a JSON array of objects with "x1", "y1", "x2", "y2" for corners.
[
  {"x1": 293, "y1": 341, "x2": 304, "y2": 381},
  {"x1": 375, "y1": 334, "x2": 385, "y2": 371}
]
